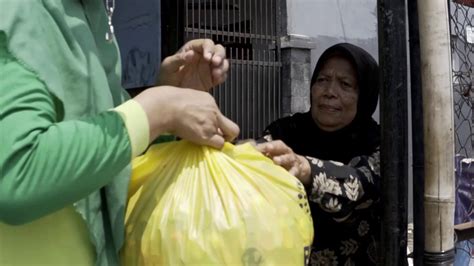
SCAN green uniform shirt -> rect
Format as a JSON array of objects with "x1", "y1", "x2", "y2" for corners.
[{"x1": 0, "y1": 1, "x2": 135, "y2": 265}]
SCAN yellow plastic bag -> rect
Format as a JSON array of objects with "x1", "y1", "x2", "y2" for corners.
[{"x1": 122, "y1": 141, "x2": 314, "y2": 266}]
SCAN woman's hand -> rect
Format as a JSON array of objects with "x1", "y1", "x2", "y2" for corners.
[
  {"x1": 257, "y1": 140, "x2": 312, "y2": 185},
  {"x1": 157, "y1": 39, "x2": 229, "y2": 92},
  {"x1": 134, "y1": 86, "x2": 239, "y2": 149}
]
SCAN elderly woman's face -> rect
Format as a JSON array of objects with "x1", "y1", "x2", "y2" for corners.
[{"x1": 311, "y1": 56, "x2": 358, "y2": 132}]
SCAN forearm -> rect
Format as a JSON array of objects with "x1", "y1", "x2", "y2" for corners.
[
  {"x1": 305, "y1": 148, "x2": 381, "y2": 221},
  {"x1": 0, "y1": 110, "x2": 132, "y2": 225}
]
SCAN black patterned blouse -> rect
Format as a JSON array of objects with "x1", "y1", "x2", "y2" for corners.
[
  {"x1": 261, "y1": 126, "x2": 381, "y2": 266},
  {"x1": 303, "y1": 148, "x2": 380, "y2": 266}
]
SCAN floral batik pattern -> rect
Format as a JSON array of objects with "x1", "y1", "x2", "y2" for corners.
[{"x1": 306, "y1": 148, "x2": 381, "y2": 265}]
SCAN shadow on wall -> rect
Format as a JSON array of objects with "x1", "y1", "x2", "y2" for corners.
[
  {"x1": 122, "y1": 48, "x2": 157, "y2": 88},
  {"x1": 113, "y1": 0, "x2": 161, "y2": 89}
]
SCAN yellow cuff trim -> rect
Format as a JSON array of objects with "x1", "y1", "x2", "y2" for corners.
[{"x1": 113, "y1": 100, "x2": 150, "y2": 158}]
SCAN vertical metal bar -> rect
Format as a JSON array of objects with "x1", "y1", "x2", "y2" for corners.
[
  {"x1": 277, "y1": 63, "x2": 281, "y2": 118},
  {"x1": 245, "y1": 0, "x2": 250, "y2": 138},
  {"x1": 179, "y1": 0, "x2": 185, "y2": 45},
  {"x1": 263, "y1": 0, "x2": 268, "y2": 128},
  {"x1": 272, "y1": 62, "x2": 275, "y2": 122},
  {"x1": 249, "y1": 51, "x2": 253, "y2": 138},
  {"x1": 210, "y1": 0, "x2": 216, "y2": 103},
  {"x1": 268, "y1": 61, "x2": 273, "y2": 123},
  {"x1": 210, "y1": 0, "x2": 212, "y2": 36},
  {"x1": 256, "y1": 0, "x2": 260, "y2": 135},
  {"x1": 240, "y1": 0, "x2": 244, "y2": 137},
  {"x1": 221, "y1": 0, "x2": 224, "y2": 39},
  {"x1": 232, "y1": 0, "x2": 236, "y2": 125},
  {"x1": 270, "y1": 0, "x2": 278, "y2": 121},
  {"x1": 407, "y1": 1, "x2": 425, "y2": 265},
  {"x1": 247, "y1": 57, "x2": 251, "y2": 138},
  {"x1": 192, "y1": 0, "x2": 195, "y2": 38},
  {"x1": 238, "y1": 55, "x2": 241, "y2": 129},
  {"x1": 273, "y1": 0, "x2": 277, "y2": 120},
  {"x1": 262, "y1": 0, "x2": 266, "y2": 129},
  {"x1": 219, "y1": 0, "x2": 224, "y2": 109},
  {"x1": 256, "y1": 0, "x2": 260, "y2": 136},
  {"x1": 265, "y1": 3, "x2": 268, "y2": 127},
  {"x1": 230, "y1": 0, "x2": 233, "y2": 119},
  {"x1": 234, "y1": 56, "x2": 242, "y2": 130},
  {"x1": 226, "y1": 47, "x2": 231, "y2": 120},
  {"x1": 247, "y1": 55, "x2": 251, "y2": 137},
  {"x1": 378, "y1": 0, "x2": 409, "y2": 265},
  {"x1": 269, "y1": 0, "x2": 272, "y2": 38},
  {"x1": 237, "y1": 0, "x2": 241, "y2": 130},
  {"x1": 259, "y1": 0, "x2": 264, "y2": 134},
  {"x1": 204, "y1": 0, "x2": 207, "y2": 38},
  {"x1": 224, "y1": 0, "x2": 229, "y2": 117},
  {"x1": 276, "y1": 0, "x2": 281, "y2": 118},
  {"x1": 266, "y1": 0, "x2": 270, "y2": 124},
  {"x1": 227, "y1": 0, "x2": 230, "y2": 44},
  {"x1": 275, "y1": 3, "x2": 278, "y2": 120},
  {"x1": 260, "y1": 55, "x2": 270, "y2": 132},
  {"x1": 185, "y1": 0, "x2": 189, "y2": 39},
  {"x1": 254, "y1": 1, "x2": 262, "y2": 133},
  {"x1": 229, "y1": 0, "x2": 233, "y2": 118},
  {"x1": 198, "y1": 0, "x2": 206, "y2": 38},
  {"x1": 213, "y1": 0, "x2": 216, "y2": 38},
  {"x1": 266, "y1": 1, "x2": 270, "y2": 124},
  {"x1": 177, "y1": 0, "x2": 180, "y2": 42},
  {"x1": 198, "y1": 0, "x2": 201, "y2": 38},
  {"x1": 262, "y1": 3, "x2": 265, "y2": 132},
  {"x1": 233, "y1": 0, "x2": 236, "y2": 43},
  {"x1": 251, "y1": 0, "x2": 256, "y2": 138},
  {"x1": 234, "y1": 55, "x2": 236, "y2": 127}
]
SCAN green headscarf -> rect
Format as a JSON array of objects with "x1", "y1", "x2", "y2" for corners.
[{"x1": 0, "y1": 0, "x2": 130, "y2": 264}]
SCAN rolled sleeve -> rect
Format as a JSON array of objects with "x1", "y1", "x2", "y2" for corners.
[{"x1": 113, "y1": 100, "x2": 150, "y2": 158}]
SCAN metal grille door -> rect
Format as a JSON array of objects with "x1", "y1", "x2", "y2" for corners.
[
  {"x1": 165, "y1": 0, "x2": 282, "y2": 139},
  {"x1": 450, "y1": 0, "x2": 474, "y2": 157}
]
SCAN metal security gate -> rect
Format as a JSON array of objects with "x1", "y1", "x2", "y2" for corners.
[
  {"x1": 162, "y1": 0, "x2": 283, "y2": 139},
  {"x1": 450, "y1": 0, "x2": 474, "y2": 158},
  {"x1": 449, "y1": 1, "x2": 474, "y2": 262}
]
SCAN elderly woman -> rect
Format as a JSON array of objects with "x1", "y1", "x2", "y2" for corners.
[{"x1": 258, "y1": 43, "x2": 380, "y2": 265}]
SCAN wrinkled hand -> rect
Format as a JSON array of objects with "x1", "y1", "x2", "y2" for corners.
[
  {"x1": 157, "y1": 39, "x2": 229, "y2": 92},
  {"x1": 257, "y1": 140, "x2": 311, "y2": 185},
  {"x1": 134, "y1": 86, "x2": 239, "y2": 149}
]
